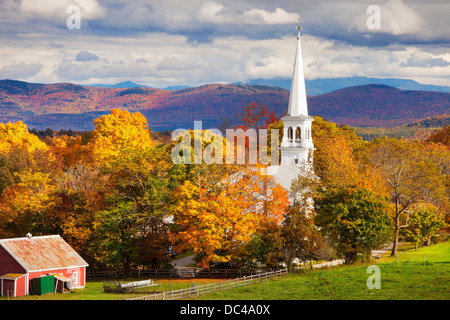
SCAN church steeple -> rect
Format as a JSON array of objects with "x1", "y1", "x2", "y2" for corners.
[
  {"x1": 287, "y1": 20, "x2": 308, "y2": 117},
  {"x1": 280, "y1": 22, "x2": 314, "y2": 166}
]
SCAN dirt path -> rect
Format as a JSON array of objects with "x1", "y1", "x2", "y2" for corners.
[{"x1": 170, "y1": 255, "x2": 196, "y2": 268}]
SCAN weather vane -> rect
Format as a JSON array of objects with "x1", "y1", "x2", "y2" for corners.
[{"x1": 296, "y1": 18, "x2": 302, "y2": 38}]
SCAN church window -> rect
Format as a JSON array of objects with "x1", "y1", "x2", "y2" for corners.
[
  {"x1": 287, "y1": 127, "x2": 293, "y2": 141},
  {"x1": 295, "y1": 127, "x2": 301, "y2": 140}
]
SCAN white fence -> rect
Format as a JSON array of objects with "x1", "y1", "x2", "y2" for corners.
[{"x1": 127, "y1": 268, "x2": 288, "y2": 300}]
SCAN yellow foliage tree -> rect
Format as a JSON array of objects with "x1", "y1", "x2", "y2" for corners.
[
  {"x1": 0, "y1": 121, "x2": 48, "y2": 154},
  {"x1": 89, "y1": 109, "x2": 154, "y2": 167},
  {"x1": 0, "y1": 171, "x2": 61, "y2": 237}
]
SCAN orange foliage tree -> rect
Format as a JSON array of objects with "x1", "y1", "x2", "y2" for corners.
[{"x1": 170, "y1": 165, "x2": 289, "y2": 268}]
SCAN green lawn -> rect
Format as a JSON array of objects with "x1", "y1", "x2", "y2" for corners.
[
  {"x1": 3, "y1": 241, "x2": 449, "y2": 300},
  {"x1": 2, "y1": 277, "x2": 223, "y2": 300},
  {"x1": 195, "y1": 241, "x2": 450, "y2": 300}
]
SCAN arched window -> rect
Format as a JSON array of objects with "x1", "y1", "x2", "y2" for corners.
[
  {"x1": 295, "y1": 127, "x2": 301, "y2": 140},
  {"x1": 287, "y1": 127, "x2": 293, "y2": 140}
]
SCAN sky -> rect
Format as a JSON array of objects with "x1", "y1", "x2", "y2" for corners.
[{"x1": 0, "y1": 0, "x2": 449, "y2": 88}]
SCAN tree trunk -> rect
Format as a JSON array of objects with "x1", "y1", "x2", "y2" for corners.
[
  {"x1": 391, "y1": 200, "x2": 400, "y2": 257},
  {"x1": 391, "y1": 233, "x2": 399, "y2": 256}
]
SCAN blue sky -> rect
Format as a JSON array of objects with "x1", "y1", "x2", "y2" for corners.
[{"x1": 0, "y1": 0, "x2": 449, "y2": 88}]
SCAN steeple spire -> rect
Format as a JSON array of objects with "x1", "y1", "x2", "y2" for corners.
[
  {"x1": 296, "y1": 19, "x2": 302, "y2": 39},
  {"x1": 287, "y1": 20, "x2": 308, "y2": 117},
  {"x1": 279, "y1": 22, "x2": 314, "y2": 167}
]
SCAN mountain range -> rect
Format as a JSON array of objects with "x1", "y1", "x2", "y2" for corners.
[
  {"x1": 86, "y1": 77, "x2": 450, "y2": 95},
  {"x1": 0, "y1": 79, "x2": 449, "y2": 131}
]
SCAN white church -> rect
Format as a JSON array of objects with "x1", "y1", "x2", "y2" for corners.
[{"x1": 269, "y1": 22, "x2": 315, "y2": 195}]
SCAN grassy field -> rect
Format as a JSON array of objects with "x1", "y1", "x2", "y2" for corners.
[
  {"x1": 196, "y1": 241, "x2": 450, "y2": 300},
  {"x1": 3, "y1": 241, "x2": 449, "y2": 300}
]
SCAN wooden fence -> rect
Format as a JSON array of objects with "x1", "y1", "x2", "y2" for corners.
[
  {"x1": 87, "y1": 268, "x2": 279, "y2": 280},
  {"x1": 126, "y1": 268, "x2": 288, "y2": 300}
]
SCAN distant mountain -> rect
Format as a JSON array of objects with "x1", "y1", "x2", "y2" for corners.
[
  {"x1": 307, "y1": 84, "x2": 450, "y2": 127},
  {"x1": 163, "y1": 85, "x2": 192, "y2": 91},
  {"x1": 85, "y1": 81, "x2": 190, "y2": 91},
  {"x1": 86, "y1": 81, "x2": 149, "y2": 89},
  {"x1": 235, "y1": 76, "x2": 450, "y2": 95},
  {"x1": 0, "y1": 79, "x2": 449, "y2": 131},
  {"x1": 85, "y1": 77, "x2": 450, "y2": 94},
  {"x1": 0, "y1": 80, "x2": 288, "y2": 131}
]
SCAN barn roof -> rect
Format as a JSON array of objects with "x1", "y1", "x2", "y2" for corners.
[{"x1": 0, "y1": 235, "x2": 88, "y2": 272}]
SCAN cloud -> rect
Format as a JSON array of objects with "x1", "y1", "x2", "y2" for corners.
[
  {"x1": 197, "y1": 1, "x2": 226, "y2": 23},
  {"x1": 18, "y1": 0, "x2": 105, "y2": 20},
  {"x1": 76, "y1": 51, "x2": 100, "y2": 62},
  {"x1": 0, "y1": 62, "x2": 43, "y2": 79},
  {"x1": 0, "y1": 0, "x2": 449, "y2": 87},
  {"x1": 197, "y1": 2, "x2": 299, "y2": 26},
  {"x1": 401, "y1": 51, "x2": 450, "y2": 68},
  {"x1": 48, "y1": 42, "x2": 64, "y2": 49},
  {"x1": 243, "y1": 7, "x2": 299, "y2": 25},
  {"x1": 351, "y1": 0, "x2": 426, "y2": 36}
]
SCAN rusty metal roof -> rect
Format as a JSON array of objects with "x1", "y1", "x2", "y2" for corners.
[
  {"x1": 0, "y1": 235, "x2": 88, "y2": 272},
  {"x1": 0, "y1": 273, "x2": 26, "y2": 279}
]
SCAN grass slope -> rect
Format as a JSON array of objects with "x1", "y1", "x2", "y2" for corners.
[
  {"x1": 3, "y1": 241, "x2": 448, "y2": 300},
  {"x1": 196, "y1": 241, "x2": 450, "y2": 300}
]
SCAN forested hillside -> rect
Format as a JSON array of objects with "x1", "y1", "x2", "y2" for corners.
[{"x1": 1, "y1": 80, "x2": 449, "y2": 131}]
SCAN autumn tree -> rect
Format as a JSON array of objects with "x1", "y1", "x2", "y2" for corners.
[
  {"x1": 0, "y1": 121, "x2": 62, "y2": 238},
  {"x1": 0, "y1": 171, "x2": 61, "y2": 237},
  {"x1": 89, "y1": 109, "x2": 154, "y2": 167},
  {"x1": 53, "y1": 162, "x2": 107, "y2": 267},
  {"x1": 368, "y1": 138, "x2": 448, "y2": 256},
  {"x1": 424, "y1": 125, "x2": 450, "y2": 147},
  {"x1": 237, "y1": 102, "x2": 279, "y2": 131},
  {"x1": 170, "y1": 165, "x2": 288, "y2": 268},
  {"x1": 52, "y1": 135, "x2": 92, "y2": 168},
  {"x1": 0, "y1": 121, "x2": 57, "y2": 196},
  {"x1": 0, "y1": 121, "x2": 48, "y2": 155}
]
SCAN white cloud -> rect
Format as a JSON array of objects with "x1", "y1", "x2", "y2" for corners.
[
  {"x1": 243, "y1": 8, "x2": 299, "y2": 25},
  {"x1": 76, "y1": 51, "x2": 100, "y2": 62},
  {"x1": 382, "y1": 0, "x2": 426, "y2": 35},
  {"x1": 351, "y1": 0, "x2": 426, "y2": 35},
  {"x1": 401, "y1": 51, "x2": 450, "y2": 67},
  {"x1": 0, "y1": 0, "x2": 448, "y2": 87},
  {"x1": 197, "y1": 2, "x2": 299, "y2": 26},
  {"x1": 0, "y1": 62, "x2": 43, "y2": 79},
  {"x1": 17, "y1": 0, "x2": 105, "y2": 20},
  {"x1": 197, "y1": 1, "x2": 226, "y2": 23}
]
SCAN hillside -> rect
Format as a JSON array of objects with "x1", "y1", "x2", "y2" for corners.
[
  {"x1": 0, "y1": 80, "x2": 449, "y2": 131},
  {"x1": 353, "y1": 114, "x2": 450, "y2": 141},
  {"x1": 308, "y1": 84, "x2": 450, "y2": 127}
]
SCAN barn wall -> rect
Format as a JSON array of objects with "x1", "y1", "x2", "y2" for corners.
[
  {"x1": 16, "y1": 275, "x2": 27, "y2": 296},
  {"x1": 1, "y1": 279, "x2": 15, "y2": 297},
  {"x1": 0, "y1": 246, "x2": 26, "y2": 275},
  {"x1": 29, "y1": 267, "x2": 86, "y2": 289}
]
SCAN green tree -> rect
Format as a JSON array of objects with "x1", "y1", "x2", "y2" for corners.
[
  {"x1": 315, "y1": 186, "x2": 391, "y2": 264},
  {"x1": 279, "y1": 170, "x2": 323, "y2": 271},
  {"x1": 401, "y1": 205, "x2": 446, "y2": 250}
]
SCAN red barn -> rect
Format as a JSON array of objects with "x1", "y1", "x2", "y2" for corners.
[{"x1": 0, "y1": 234, "x2": 88, "y2": 297}]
